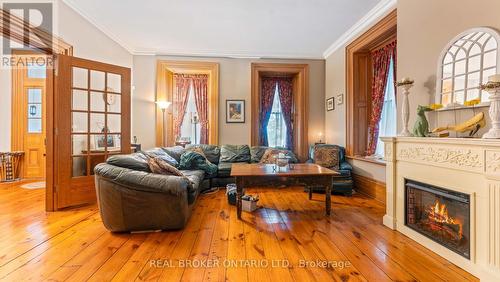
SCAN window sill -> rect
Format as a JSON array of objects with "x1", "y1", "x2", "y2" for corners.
[
  {"x1": 434, "y1": 102, "x2": 490, "y2": 112},
  {"x1": 347, "y1": 155, "x2": 387, "y2": 166}
]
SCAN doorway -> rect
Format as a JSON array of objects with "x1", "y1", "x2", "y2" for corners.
[{"x1": 11, "y1": 51, "x2": 48, "y2": 180}]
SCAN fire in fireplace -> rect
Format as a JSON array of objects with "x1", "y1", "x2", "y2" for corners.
[{"x1": 405, "y1": 179, "x2": 470, "y2": 259}]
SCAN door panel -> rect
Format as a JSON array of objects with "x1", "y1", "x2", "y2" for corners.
[{"x1": 54, "y1": 55, "x2": 131, "y2": 209}]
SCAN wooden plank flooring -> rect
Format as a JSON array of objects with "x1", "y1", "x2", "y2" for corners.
[{"x1": 0, "y1": 182, "x2": 478, "y2": 282}]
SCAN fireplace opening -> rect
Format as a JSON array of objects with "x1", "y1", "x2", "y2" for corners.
[{"x1": 405, "y1": 179, "x2": 470, "y2": 259}]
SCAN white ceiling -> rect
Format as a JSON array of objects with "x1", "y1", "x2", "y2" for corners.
[{"x1": 63, "y1": 0, "x2": 385, "y2": 59}]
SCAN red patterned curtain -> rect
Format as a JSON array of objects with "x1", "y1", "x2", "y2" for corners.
[
  {"x1": 259, "y1": 77, "x2": 277, "y2": 146},
  {"x1": 277, "y1": 77, "x2": 294, "y2": 149},
  {"x1": 367, "y1": 41, "x2": 397, "y2": 155},
  {"x1": 191, "y1": 74, "x2": 209, "y2": 144},
  {"x1": 173, "y1": 74, "x2": 191, "y2": 141}
]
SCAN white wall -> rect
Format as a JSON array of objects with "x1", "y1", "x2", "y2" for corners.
[
  {"x1": 0, "y1": 0, "x2": 133, "y2": 151},
  {"x1": 132, "y1": 55, "x2": 325, "y2": 150}
]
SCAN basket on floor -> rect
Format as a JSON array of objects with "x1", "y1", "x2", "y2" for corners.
[{"x1": 0, "y1": 152, "x2": 24, "y2": 182}]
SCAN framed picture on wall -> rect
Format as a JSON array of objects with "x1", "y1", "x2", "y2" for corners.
[
  {"x1": 326, "y1": 97, "x2": 335, "y2": 111},
  {"x1": 226, "y1": 100, "x2": 245, "y2": 123}
]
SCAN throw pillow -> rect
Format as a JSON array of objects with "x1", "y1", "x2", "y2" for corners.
[
  {"x1": 313, "y1": 145, "x2": 340, "y2": 170},
  {"x1": 143, "y1": 147, "x2": 179, "y2": 167},
  {"x1": 147, "y1": 156, "x2": 184, "y2": 176}
]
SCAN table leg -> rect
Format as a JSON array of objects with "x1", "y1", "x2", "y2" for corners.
[
  {"x1": 325, "y1": 177, "x2": 332, "y2": 216},
  {"x1": 308, "y1": 186, "x2": 312, "y2": 200},
  {"x1": 236, "y1": 177, "x2": 243, "y2": 220}
]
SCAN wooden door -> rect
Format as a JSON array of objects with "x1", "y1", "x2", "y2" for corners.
[
  {"x1": 54, "y1": 55, "x2": 131, "y2": 209},
  {"x1": 12, "y1": 56, "x2": 47, "y2": 179}
]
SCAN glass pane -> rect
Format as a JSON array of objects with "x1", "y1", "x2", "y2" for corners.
[
  {"x1": 90, "y1": 70, "x2": 105, "y2": 91},
  {"x1": 470, "y1": 44, "x2": 481, "y2": 56},
  {"x1": 27, "y1": 63, "x2": 46, "y2": 78},
  {"x1": 442, "y1": 63, "x2": 453, "y2": 79},
  {"x1": 28, "y1": 119, "x2": 42, "y2": 133},
  {"x1": 484, "y1": 50, "x2": 497, "y2": 68},
  {"x1": 442, "y1": 93, "x2": 452, "y2": 106},
  {"x1": 485, "y1": 37, "x2": 498, "y2": 51},
  {"x1": 443, "y1": 53, "x2": 453, "y2": 64},
  {"x1": 482, "y1": 90, "x2": 491, "y2": 102},
  {"x1": 72, "y1": 112, "x2": 88, "y2": 133},
  {"x1": 472, "y1": 32, "x2": 484, "y2": 41},
  {"x1": 483, "y1": 68, "x2": 496, "y2": 83},
  {"x1": 454, "y1": 90, "x2": 465, "y2": 104},
  {"x1": 449, "y1": 46, "x2": 459, "y2": 55},
  {"x1": 454, "y1": 75, "x2": 465, "y2": 90},
  {"x1": 107, "y1": 134, "x2": 121, "y2": 151},
  {"x1": 72, "y1": 89, "x2": 88, "y2": 111},
  {"x1": 442, "y1": 79, "x2": 452, "y2": 93},
  {"x1": 107, "y1": 94, "x2": 121, "y2": 113},
  {"x1": 466, "y1": 89, "x2": 480, "y2": 101},
  {"x1": 477, "y1": 33, "x2": 489, "y2": 45},
  {"x1": 456, "y1": 49, "x2": 466, "y2": 60},
  {"x1": 454, "y1": 60, "x2": 466, "y2": 75},
  {"x1": 28, "y1": 104, "x2": 42, "y2": 118},
  {"x1": 467, "y1": 71, "x2": 481, "y2": 88},
  {"x1": 107, "y1": 73, "x2": 121, "y2": 93},
  {"x1": 72, "y1": 135, "x2": 88, "y2": 155},
  {"x1": 28, "y1": 89, "x2": 42, "y2": 103},
  {"x1": 72, "y1": 67, "x2": 88, "y2": 88},
  {"x1": 72, "y1": 156, "x2": 87, "y2": 177},
  {"x1": 90, "y1": 155, "x2": 106, "y2": 175},
  {"x1": 90, "y1": 92, "x2": 106, "y2": 112},
  {"x1": 90, "y1": 113, "x2": 106, "y2": 133},
  {"x1": 468, "y1": 55, "x2": 481, "y2": 72},
  {"x1": 107, "y1": 114, "x2": 121, "y2": 133},
  {"x1": 92, "y1": 134, "x2": 113, "y2": 150}
]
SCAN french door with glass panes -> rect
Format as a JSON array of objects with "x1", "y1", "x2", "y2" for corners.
[{"x1": 54, "y1": 55, "x2": 130, "y2": 209}]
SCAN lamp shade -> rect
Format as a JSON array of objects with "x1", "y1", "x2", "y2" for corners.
[{"x1": 156, "y1": 101, "x2": 171, "y2": 110}]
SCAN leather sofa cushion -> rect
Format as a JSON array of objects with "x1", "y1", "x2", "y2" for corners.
[
  {"x1": 219, "y1": 145, "x2": 250, "y2": 163},
  {"x1": 161, "y1": 146, "x2": 186, "y2": 163},
  {"x1": 106, "y1": 153, "x2": 150, "y2": 172},
  {"x1": 217, "y1": 162, "x2": 233, "y2": 177},
  {"x1": 144, "y1": 148, "x2": 179, "y2": 167},
  {"x1": 181, "y1": 170, "x2": 205, "y2": 203},
  {"x1": 185, "y1": 144, "x2": 220, "y2": 164},
  {"x1": 250, "y1": 146, "x2": 268, "y2": 163}
]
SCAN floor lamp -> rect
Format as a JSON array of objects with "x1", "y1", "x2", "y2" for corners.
[{"x1": 156, "y1": 101, "x2": 171, "y2": 146}]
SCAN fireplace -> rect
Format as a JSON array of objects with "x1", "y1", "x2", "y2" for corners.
[{"x1": 405, "y1": 179, "x2": 470, "y2": 259}]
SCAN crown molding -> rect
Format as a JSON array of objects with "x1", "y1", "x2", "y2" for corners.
[
  {"x1": 322, "y1": 0, "x2": 397, "y2": 59},
  {"x1": 62, "y1": 0, "x2": 135, "y2": 54},
  {"x1": 132, "y1": 49, "x2": 324, "y2": 60}
]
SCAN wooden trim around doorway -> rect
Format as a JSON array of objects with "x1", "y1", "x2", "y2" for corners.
[
  {"x1": 250, "y1": 63, "x2": 309, "y2": 162},
  {"x1": 156, "y1": 60, "x2": 219, "y2": 147}
]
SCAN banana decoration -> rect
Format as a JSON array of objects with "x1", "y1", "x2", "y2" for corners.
[{"x1": 432, "y1": 112, "x2": 486, "y2": 137}]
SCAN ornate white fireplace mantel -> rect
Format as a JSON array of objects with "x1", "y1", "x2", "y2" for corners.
[{"x1": 381, "y1": 136, "x2": 500, "y2": 281}]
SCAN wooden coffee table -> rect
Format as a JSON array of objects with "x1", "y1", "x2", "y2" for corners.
[{"x1": 230, "y1": 163, "x2": 339, "y2": 219}]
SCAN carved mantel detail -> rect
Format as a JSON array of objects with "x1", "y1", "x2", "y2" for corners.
[
  {"x1": 397, "y1": 147, "x2": 483, "y2": 169},
  {"x1": 486, "y1": 151, "x2": 500, "y2": 174}
]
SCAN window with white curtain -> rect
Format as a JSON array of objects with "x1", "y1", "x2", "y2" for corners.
[
  {"x1": 267, "y1": 84, "x2": 287, "y2": 148},
  {"x1": 437, "y1": 28, "x2": 500, "y2": 107},
  {"x1": 179, "y1": 81, "x2": 201, "y2": 144},
  {"x1": 374, "y1": 58, "x2": 397, "y2": 157}
]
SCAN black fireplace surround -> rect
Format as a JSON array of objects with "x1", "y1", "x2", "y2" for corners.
[{"x1": 405, "y1": 179, "x2": 470, "y2": 259}]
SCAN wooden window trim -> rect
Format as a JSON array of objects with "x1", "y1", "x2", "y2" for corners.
[
  {"x1": 155, "y1": 60, "x2": 219, "y2": 147},
  {"x1": 250, "y1": 63, "x2": 309, "y2": 162},
  {"x1": 346, "y1": 10, "x2": 397, "y2": 158}
]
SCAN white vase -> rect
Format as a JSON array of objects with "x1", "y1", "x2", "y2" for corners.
[{"x1": 483, "y1": 88, "x2": 500, "y2": 139}]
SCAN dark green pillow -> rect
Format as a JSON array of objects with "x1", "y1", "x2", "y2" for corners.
[{"x1": 178, "y1": 151, "x2": 218, "y2": 178}]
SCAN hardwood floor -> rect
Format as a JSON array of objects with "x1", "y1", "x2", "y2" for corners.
[{"x1": 0, "y1": 182, "x2": 478, "y2": 282}]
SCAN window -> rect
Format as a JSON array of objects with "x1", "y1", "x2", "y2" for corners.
[
  {"x1": 267, "y1": 84, "x2": 287, "y2": 148},
  {"x1": 437, "y1": 28, "x2": 500, "y2": 107},
  {"x1": 374, "y1": 58, "x2": 397, "y2": 157},
  {"x1": 179, "y1": 82, "x2": 201, "y2": 144}
]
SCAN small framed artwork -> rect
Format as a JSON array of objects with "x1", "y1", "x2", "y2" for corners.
[
  {"x1": 326, "y1": 97, "x2": 335, "y2": 111},
  {"x1": 94, "y1": 135, "x2": 116, "y2": 150},
  {"x1": 226, "y1": 100, "x2": 245, "y2": 123},
  {"x1": 337, "y1": 93, "x2": 344, "y2": 105}
]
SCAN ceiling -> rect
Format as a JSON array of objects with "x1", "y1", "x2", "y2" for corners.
[{"x1": 63, "y1": 0, "x2": 384, "y2": 59}]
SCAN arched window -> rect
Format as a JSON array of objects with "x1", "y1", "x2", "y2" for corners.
[{"x1": 436, "y1": 28, "x2": 500, "y2": 107}]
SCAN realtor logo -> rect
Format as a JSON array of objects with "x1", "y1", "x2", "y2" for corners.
[{"x1": 1, "y1": 1, "x2": 54, "y2": 69}]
